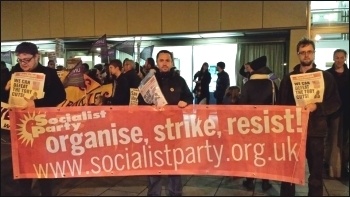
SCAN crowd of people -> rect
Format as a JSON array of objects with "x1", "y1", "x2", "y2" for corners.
[{"x1": 0, "y1": 38, "x2": 348, "y2": 196}]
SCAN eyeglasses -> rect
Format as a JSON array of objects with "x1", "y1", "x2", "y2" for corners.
[
  {"x1": 298, "y1": 50, "x2": 315, "y2": 56},
  {"x1": 17, "y1": 56, "x2": 34, "y2": 64}
]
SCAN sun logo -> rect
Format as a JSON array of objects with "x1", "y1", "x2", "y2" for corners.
[{"x1": 16, "y1": 112, "x2": 40, "y2": 147}]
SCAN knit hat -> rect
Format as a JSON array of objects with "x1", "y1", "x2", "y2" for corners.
[{"x1": 250, "y1": 56, "x2": 267, "y2": 71}]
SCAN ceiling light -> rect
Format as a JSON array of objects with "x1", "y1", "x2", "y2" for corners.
[
  {"x1": 107, "y1": 37, "x2": 134, "y2": 41},
  {"x1": 200, "y1": 32, "x2": 244, "y2": 38},
  {"x1": 1, "y1": 40, "x2": 54, "y2": 46},
  {"x1": 1, "y1": 42, "x2": 21, "y2": 46},
  {"x1": 315, "y1": 34, "x2": 321, "y2": 41},
  {"x1": 159, "y1": 34, "x2": 201, "y2": 39}
]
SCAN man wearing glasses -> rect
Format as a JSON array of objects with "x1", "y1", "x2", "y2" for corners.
[
  {"x1": 278, "y1": 38, "x2": 341, "y2": 196},
  {"x1": 4, "y1": 42, "x2": 66, "y2": 195}
]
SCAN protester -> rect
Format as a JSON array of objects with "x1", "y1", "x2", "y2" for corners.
[
  {"x1": 1, "y1": 61, "x2": 10, "y2": 102},
  {"x1": 135, "y1": 61, "x2": 145, "y2": 79},
  {"x1": 278, "y1": 38, "x2": 341, "y2": 196},
  {"x1": 146, "y1": 50, "x2": 193, "y2": 196},
  {"x1": 214, "y1": 61, "x2": 230, "y2": 104},
  {"x1": 87, "y1": 68, "x2": 103, "y2": 85},
  {"x1": 193, "y1": 62, "x2": 212, "y2": 104},
  {"x1": 47, "y1": 60, "x2": 56, "y2": 69},
  {"x1": 103, "y1": 62, "x2": 114, "y2": 84},
  {"x1": 239, "y1": 55, "x2": 277, "y2": 191},
  {"x1": 4, "y1": 42, "x2": 66, "y2": 196},
  {"x1": 143, "y1": 57, "x2": 157, "y2": 76},
  {"x1": 123, "y1": 58, "x2": 141, "y2": 89},
  {"x1": 108, "y1": 59, "x2": 130, "y2": 105},
  {"x1": 325, "y1": 49, "x2": 349, "y2": 179},
  {"x1": 82, "y1": 63, "x2": 90, "y2": 73},
  {"x1": 239, "y1": 62, "x2": 253, "y2": 84},
  {"x1": 222, "y1": 86, "x2": 240, "y2": 105}
]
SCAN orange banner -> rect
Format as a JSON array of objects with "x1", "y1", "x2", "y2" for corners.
[{"x1": 9, "y1": 105, "x2": 308, "y2": 185}]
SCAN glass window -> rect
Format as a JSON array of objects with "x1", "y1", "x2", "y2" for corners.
[
  {"x1": 193, "y1": 44, "x2": 237, "y2": 92},
  {"x1": 311, "y1": 1, "x2": 349, "y2": 24}
]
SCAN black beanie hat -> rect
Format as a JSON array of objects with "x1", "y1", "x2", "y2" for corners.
[{"x1": 250, "y1": 56, "x2": 267, "y2": 71}]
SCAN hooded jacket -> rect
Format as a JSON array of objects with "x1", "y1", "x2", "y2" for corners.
[{"x1": 278, "y1": 64, "x2": 341, "y2": 137}]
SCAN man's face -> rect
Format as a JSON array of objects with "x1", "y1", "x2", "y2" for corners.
[
  {"x1": 333, "y1": 51, "x2": 346, "y2": 69},
  {"x1": 109, "y1": 65, "x2": 120, "y2": 76},
  {"x1": 157, "y1": 53, "x2": 173, "y2": 72},
  {"x1": 297, "y1": 44, "x2": 315, "y2": 67},
  {"x1": 17, "y1": 53, "x2": 38, "y2": 72},
  {"x1": 244, "y1": 64, "x2": 253, "y2": 73},
  {"x1": 123, "y1": 61, "x2": 132, "y2": 72},
  {"x1": 145, "y1": 60, "x2": 151, "y2": 69}
]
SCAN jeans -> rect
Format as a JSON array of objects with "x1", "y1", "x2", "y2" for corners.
[
  {"x1": 147, "y1": 175, "x2": 182, "y2": 196},
  {"x1": 280, "y1": 137, "x2": 324, "y2": 196}
]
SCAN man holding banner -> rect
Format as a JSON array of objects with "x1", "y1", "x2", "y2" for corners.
[
  {"x1": 278, "y1": 38, "x2": 341, "y2": 196},
  {"x1": 146, "y1": 50, "x2": 193, "y2": 196},
  {"x1": 4, "y1": 42, "x2": 66, "y2": 196}
]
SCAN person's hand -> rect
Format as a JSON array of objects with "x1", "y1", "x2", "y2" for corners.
[
  {"x1": 20, "y1": 97, "x2": 36, "y2": 110},
  {"x1": 304, "y1": 103, "x2": 317, "y2": 112},
  {"x1": 5, "y1": 80, "x2": 11, "y2": 91},
  {"x1": 137, "y1": 71, "x2": 144, "y2": 79},
  {"x1": 178, "y1": 101, "x2": 188, "y2": 108},
  {"x1": 152, "y1": 105, "x2": 164, "y2": 111}
]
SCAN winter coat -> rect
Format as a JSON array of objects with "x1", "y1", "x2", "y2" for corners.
[
  {"x1": 1, "y1": 67, "x2": 10, "y2": 102},
  {"x1": 155, "y1": 69, "x2": 193, "y2": 105},
  {"x1": 124, "y1": 69, "x2": 141, "y2": 89},
  {"x1": 278, "y1": 64, "x2": 341, "y2": 137},
  {"x1": 215, "y1": 70, "x2": 230, "y2": 100},
  {"x1": 193, "y1": 70, "x2": 211, "y2": 100},
  {"x1": 110, "y1": 73, "x2": 130, "y2": 105},
  {"x1": 5, "y1": 63, "x2": 66, "y2": 107},
  {"x1": 240, "y1": 66, "x2": 278, "y2": 105},
  {"x1": 326, "y1": 63, "x2": 349, "y2": 117}
]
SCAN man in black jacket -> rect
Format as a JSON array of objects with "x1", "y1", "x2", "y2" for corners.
[
  {"x1": 4, "y1": 42, "x2": 66, "y2": 196},
  {"x1": 123, "y1": 58, "x2": 141, "y2": 89},
  {"x1": 325, "y1": 49, "x2": 349, "y2": 179},
  {"x1": 278, "y1": 38, "x2": 341, "y2": 196},
  {"x1": 214, "y1": 61, "x2": 230, "y2": 104},
  {"x1": 146, "y1": 50, "x2": 193, "y2": 196},
  {"x1": 108, "y1": 59, "x2": 130, "y2": 105}
]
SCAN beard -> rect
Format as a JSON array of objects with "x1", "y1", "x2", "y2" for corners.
[{"x1": 300, "y1": 60, "x2": 313, "y2": 67}]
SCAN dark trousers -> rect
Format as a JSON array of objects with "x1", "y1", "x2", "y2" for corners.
[
  {"x1": 147, "y1": 175, "x2": 182, "y2": 196},
  {"x1": 195, "y1": 94, "x2": 210, "y2": 105},
  {"x1": 245, "y1": 178, "x2": 270, "y2": 184},
  {"x1": 280, "y1": 137, "x2": 324, "y2": 196},
  {"x1": 19, "y1": 178, "x2": 53, "y2": 196},
  {"x1": 339, "y1": 113, "x2": 349, "y2": 175}
]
